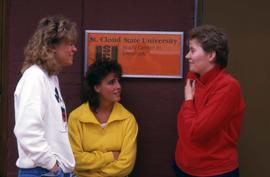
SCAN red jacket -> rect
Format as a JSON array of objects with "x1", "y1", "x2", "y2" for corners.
[{"x1": 175, "y1": 67, "x2": 245, "y2": 176}]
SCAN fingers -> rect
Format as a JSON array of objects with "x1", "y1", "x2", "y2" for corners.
[
  {"x1": 112, "y1": 151, "x2": 120, "y2": 160},
  {"x1": 186, "y1": 79, "x2": 195, "y2": 88},
  {"x1": 186, "y1": 79, "x2": 190, "y2": 85},
  {"x1": 191, "y1": 80, "x2": 196, "y2": 89},
  {"x1": 185, "y1": 79, "x2": 195, "y2": 101}
]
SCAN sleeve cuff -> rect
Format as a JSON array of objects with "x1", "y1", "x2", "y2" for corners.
[
  {"x1": 184, "y1": 100, "x2": 193, "y2": 105},
  {"x1": 45, "y1": 157, "x2": 57, "y2": 170},
  {"x1": 104, "y1": 152, "x2": 115, "y2": 164},
  {"x1": 183, "y1": 100, "x2": 195, "y2": 112}
]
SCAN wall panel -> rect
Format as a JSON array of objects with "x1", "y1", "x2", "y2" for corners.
[
  {"x1": 5, "y1": 0, "x2": 194, "y2": 176},
  {"x1": 202, "y1": 0, "x2": 270, "y2": 177},
  {"x1": 83, "y1": 0, "x2": 193, "y2": 176}
]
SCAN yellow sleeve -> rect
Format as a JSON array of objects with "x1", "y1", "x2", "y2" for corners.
[
  {"x1": 98, "y1": 115, "x2": 138, "y2": 177},
  {"x1": 68, "y1": 111, "x2": 115, "y2": 172}
]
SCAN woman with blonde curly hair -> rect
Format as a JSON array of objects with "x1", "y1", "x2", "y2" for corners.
[{"x1": 14, "y1": 15, "x2": 78, "y2": 177}]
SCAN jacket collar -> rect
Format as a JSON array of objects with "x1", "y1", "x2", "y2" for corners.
[
  {"x1": 187, "y1": 66, "x2": 222, "y2": 86},
  {"x1": 79, "y1": 102, "x2": 130, "y2": 125},
  {"x1": 198, "y1": 66, "x2": 222, "y2": 85}
]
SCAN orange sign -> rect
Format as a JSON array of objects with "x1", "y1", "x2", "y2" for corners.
[{"x1": 85, "y1": 30, "x2": 184, "y2": 78}]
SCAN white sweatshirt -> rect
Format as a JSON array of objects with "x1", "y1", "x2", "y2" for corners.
[{"x1": 14, "y1": 65, "x2": 75, "y2": 172}]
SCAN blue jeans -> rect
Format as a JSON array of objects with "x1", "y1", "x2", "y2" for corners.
[
  {"x1": 172, "y1": 161, "x2": 239, "y2": 177},
  {"x1": 18, "y1": 167, "x2": 73, "y2": 177}
]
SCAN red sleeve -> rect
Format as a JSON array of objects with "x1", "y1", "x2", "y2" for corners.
[{"x1": 179, "y1": 80, "x2": 243, "y2": 143}]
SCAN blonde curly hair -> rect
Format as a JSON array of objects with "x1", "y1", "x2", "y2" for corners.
[{"x1": 21, "y1": 15, "x2": 78, "y2": 75}]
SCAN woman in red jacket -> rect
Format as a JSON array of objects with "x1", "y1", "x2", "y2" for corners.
[{"x1": 174, "y1": 25, "x2": 245, "y2": 177}]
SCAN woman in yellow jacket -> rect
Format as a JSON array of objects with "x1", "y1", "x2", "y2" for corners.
[{"x1": 68, "y1": 59, "x2": 138, "y2": 177}]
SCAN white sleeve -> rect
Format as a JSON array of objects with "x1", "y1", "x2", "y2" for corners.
[{"x1": 14, "y1": 71, "x2": 56, "y2": 170}]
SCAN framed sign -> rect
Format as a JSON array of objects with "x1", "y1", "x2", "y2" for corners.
[{"x1": 85, "y1": 30, "x2": 184, "y2": 78}]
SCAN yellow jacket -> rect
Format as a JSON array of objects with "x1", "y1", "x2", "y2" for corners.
[{"x1": 68, "y1": 102, "x2": 138, "y2": 177}]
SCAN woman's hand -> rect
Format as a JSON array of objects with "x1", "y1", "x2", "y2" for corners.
[
  {"x1": 112, "y1": 151, "x2": 120, "y2": 160},
  {"x1": 50, "y1": 162, "x2": 60, "y2": 173},
  {"x1": 185, "y1": 79, "x2": 195, "y2": 100}
]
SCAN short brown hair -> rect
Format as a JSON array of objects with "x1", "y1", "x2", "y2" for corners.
[
  {"x1": 189, "y1": 25, "x2": 228, "y2": 68},
  {"x1": 22, "y1": 15, "x2": 77, "y2": 75}
]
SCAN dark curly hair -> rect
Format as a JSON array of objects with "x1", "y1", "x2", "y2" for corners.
[
  {"x1": 188, "y1": 25, "x2": 229, "y2": 68},
  {"x1": 81, "y1": 59, "x2": 122, "y2": 112}
]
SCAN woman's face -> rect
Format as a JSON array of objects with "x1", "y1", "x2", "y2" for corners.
[
  {"x1": 95, "y1": 73, "x2": 122, "y2": 104},
  {"x1": 185, "y1": 39, "x2": 216, "y2": 76},
  {"x1": 54, "y1": 41, "x2": 77, "y2": 67}
]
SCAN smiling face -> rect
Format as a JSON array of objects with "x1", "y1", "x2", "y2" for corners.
[
  {"x1": 95, "y1": 73, "x2": 122, "y2": 104},
  {"x1": 54, "y1": 41, "x2": 77, "y2": 67},
  {"x1": 185, "y1": 39, "x2": 216, "y2": 76}
]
